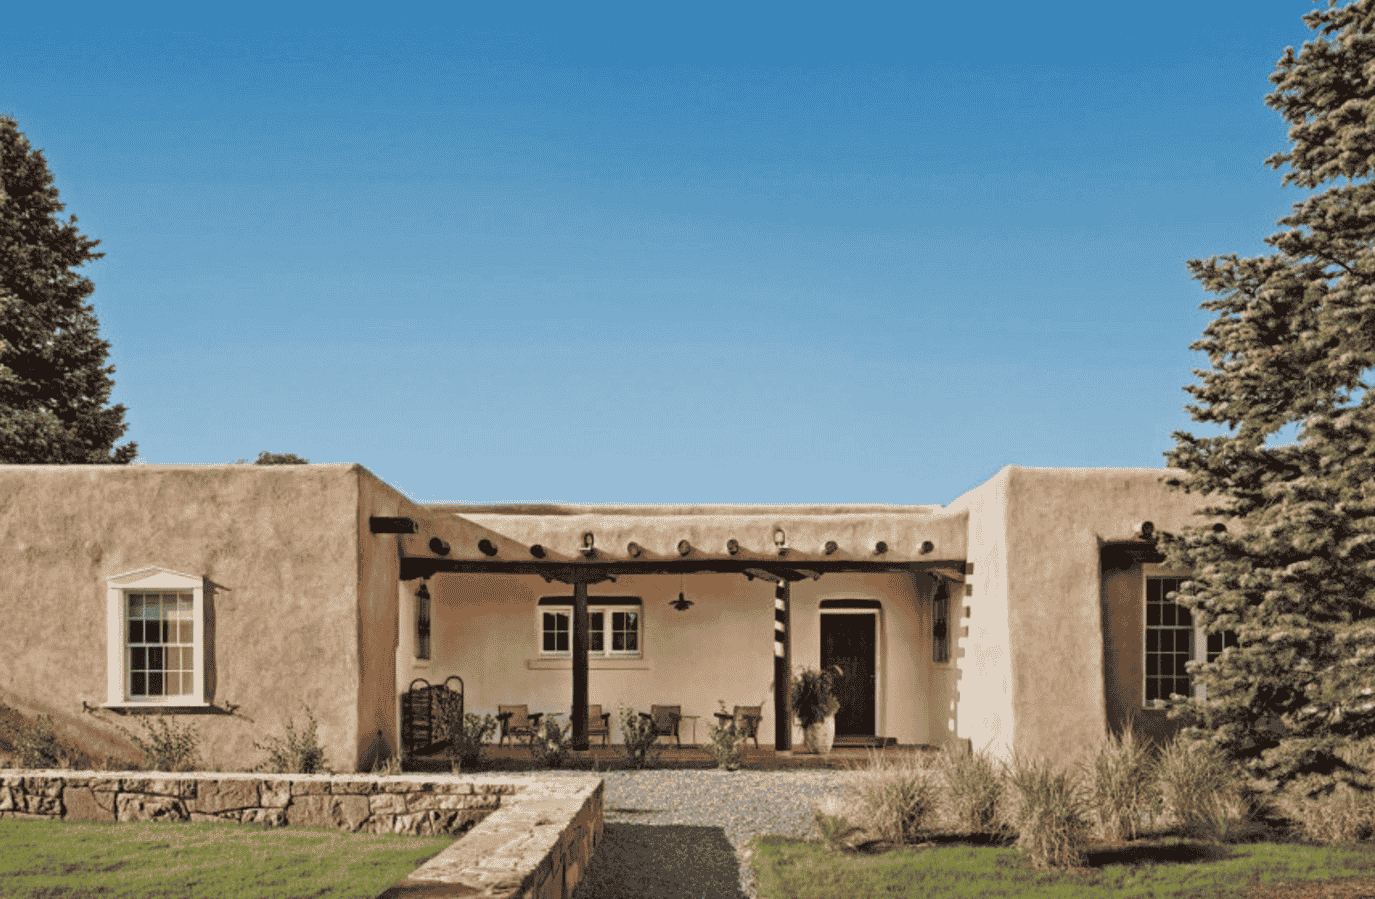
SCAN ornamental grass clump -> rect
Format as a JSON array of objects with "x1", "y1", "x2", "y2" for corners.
[
  {"x1": 938, "y1": 743, "x2": 1005, "y2": 836},
  {"x1": 1005, "y1": 754, "x2": 1090, "y2": 870},
  {"x1": 813, "y1": 794, "x2": 865, "y2": 852},
  {"x1": 253, "y1": 707, "x2": 326, "y2": 774},
  {"x1": 845, "y1": 749, "x2": 939, "y2": 844},
  {"x1": 1086, "y1": 725, "x2": 1160, "y2": 841},
  {"x1": 1274, "y1": 739, "x2": 1375, "y2": 844},
  {"x1": 1156, "y1": 736, "x2": 1249, "y2": 842}
]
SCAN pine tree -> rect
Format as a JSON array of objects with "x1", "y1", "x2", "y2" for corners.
[
  {"x1": 1165, "y1": 0, "x2": 1375, "y2": 794},
  {"x1": 0, "y1": 116, "x2": 135, "y2": 464}
]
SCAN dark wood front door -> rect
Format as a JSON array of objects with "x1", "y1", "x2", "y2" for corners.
[{"x1": 821, "y1": 613, "x2": 876, "y2": 737}]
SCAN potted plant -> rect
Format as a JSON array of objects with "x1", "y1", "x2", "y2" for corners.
[{"x1": 791, "y1": 666, "x2": 842, "y2": 754}]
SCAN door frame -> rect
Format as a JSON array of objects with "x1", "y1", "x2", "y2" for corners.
[{"x1": 818, "y1": 603, "x2": 882, "y2": 738}]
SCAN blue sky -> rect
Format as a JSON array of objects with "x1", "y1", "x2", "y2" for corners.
[{"x1": 2, "y1": 2, "x2": 1321, "y2": 504}]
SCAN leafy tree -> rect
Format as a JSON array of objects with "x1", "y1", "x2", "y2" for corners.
[
  {"x1": 1164, "y1": 0, "x2": 1375, "y2": 795},
  {"x1": 0, "y1": 117, "x2": 135, "y2": 463},
  {"x1": 234, "y1": 452, "x2": 309, "y2": 464}
]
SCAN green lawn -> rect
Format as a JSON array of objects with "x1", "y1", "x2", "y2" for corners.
[
  {"x1": 748, "y1": 835, "x2": 1375, "y2": 899},
  {"x1": 0, "y1": 818, "x2": 455, "y2": 899}
]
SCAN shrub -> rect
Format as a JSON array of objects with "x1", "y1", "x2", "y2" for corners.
[
  {"x1": 938, "y1": 743, "x2": 1005, "y2": 836},
  {"x1": 1005, "y1": 754, "x2": 1090, "y2": 870},
  {"x1": 707, "y1": 702, "x2": 747, "y2": 771},
  {"x1": 618, "y1": 706, "x2": 662, "y2": 770},
  {"x1": 529, "y1": 717, "x2": 572, "y2": 769},
  {"x1": 433, "y1": 697, "x2": 497, "y2": 773},
  {"x1": 813, "y1": 794, "x2": 864, "y2": 851},
  {"x1": 129, "y1": 712, "x2": 201, "y2": 772},
  {"x1": 1156, "y1": 736, "x2": 1249, "y2": 842},
  {"x1": 0, "y1": 708, "x2": 89, "y2": 769},
  {"x1": 846, "y1": 749, "x2": 938, "y2": 844},
  {"x1": 253, "y1": 708, "x2": 327, "y2": 774},
  {"x1": 1086, "y1": 726, "x2": 1159, "y2": 841}
]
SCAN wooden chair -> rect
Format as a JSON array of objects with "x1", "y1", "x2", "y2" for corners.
[
  {"x1": 713, "y1": 705, "x2": 763, "y2": 749},
  {"x1": 496, "y1": 705, "x2": 543, "y2": 747},
  {"x1": 587, "y1": 704, "x2": 612, "y2": 746},
  {"x1": 639, "y1": 704, "x2": 682, "y2": 747}
]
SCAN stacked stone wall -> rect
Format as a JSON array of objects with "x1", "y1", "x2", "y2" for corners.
[{"x1": 0, "y1": 770, "x2": 604, "y2": 899}]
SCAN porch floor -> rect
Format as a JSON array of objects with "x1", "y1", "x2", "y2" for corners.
[{"x1": 404, "y1": 741, "x2": 937, "y2": 773}]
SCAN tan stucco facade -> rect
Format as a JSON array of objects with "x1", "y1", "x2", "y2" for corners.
[
  {"x1": 0, "y1": 462, "x2": 1211, "y2": 770},
  {"x1": 0, "y1": 464, "x2": 411, "y2": 772}
]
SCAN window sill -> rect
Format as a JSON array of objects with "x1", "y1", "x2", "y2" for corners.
[
  {"x1": 527, "y1": 658, "x2": 652, "y2": 670},
  {"x1": 101, "y1": 702, "x2": 221, "y2": 715}
]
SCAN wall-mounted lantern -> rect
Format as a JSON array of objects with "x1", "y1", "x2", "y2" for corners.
[
  {"x1": 581, "y1": 532, "x2": 596, "y2": 558},
  {"x1": 774, "y1": 528, "x2": 788, "y2": 557}
]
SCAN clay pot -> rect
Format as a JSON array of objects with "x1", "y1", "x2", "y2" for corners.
[{"x1": 803, "y1": 714, "x2": 836, "y2": 755}]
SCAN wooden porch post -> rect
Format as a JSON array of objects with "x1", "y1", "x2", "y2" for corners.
[
  {"x1": 572, "y1": 581, "x2": 590, "y2": 751},
  {"x1": 774, "y1": 579, "x2": 792, "y2": 751}
]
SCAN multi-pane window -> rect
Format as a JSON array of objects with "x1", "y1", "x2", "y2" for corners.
[
  {"x1": 539, "y1": 600, "x2": 641, "y2": 657},
  {"x1": 932, "y1": 587, "x2": 950, "y2": 663},
  {"x1": 1145, "y1": 576, "x2": 1239, "y2": 704},
  {"x1": 127, "y1": 591, "x2": 195, "y2": 698}
]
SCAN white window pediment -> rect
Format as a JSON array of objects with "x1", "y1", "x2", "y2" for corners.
[{"x1": 105, "y1": 568, "x2": 207, "y2": 708}]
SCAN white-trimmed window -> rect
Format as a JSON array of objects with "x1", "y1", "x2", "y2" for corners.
[
  {"x1": 1144, "y1": 575, "x2": 1237, "y2": 705},
  {"x1": 106, "y1": 568, "x2": 206, "y2": 707},
  {"x1": 537, "y1": 597, "x2": 641, "y2": 658}
]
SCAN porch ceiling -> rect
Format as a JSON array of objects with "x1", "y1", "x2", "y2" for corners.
[{"x1": 394, "y1": 508, "x2": 969, "y2": 582}]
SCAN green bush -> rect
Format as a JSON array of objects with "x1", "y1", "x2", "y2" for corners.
[
  {"x1": 529, "y1": 717, "x2": 572, "y2": 769},
  {"x1": 707, "y1": 702, "x2": 747, "y2": 771},
  {"x1": 1005, "y1": 754, "x2": 1090, "y2": 869},
  {"x1": 617, "y1": 706, "x2": 661, "y2": 770},
  {"x1": 0, "y1": 708, "x2": 90, "y2": 769},
  {"x1": 1086, "y1": 726, "x2": 1159, "y2": 841},
  {"x1": 846, "y1": 749, "x2": 939, "y2": 844},
  {"x1": 1157, "y1": 736, "x2": 1250, "y2": 842},
  {"x1": 129, "y1": 712, "x2": 201, "y2": 772},
  {"x1": 253, "y1": 708, "x2": 326, "y2": 774},
  {"x1": 938, "y1": 743, "x2": 1005, "y2": 836},
  {"x1": 790, "y1": 666, "x2": 841, "y2": 728}
]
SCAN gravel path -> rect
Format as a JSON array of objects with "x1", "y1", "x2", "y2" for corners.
[{"x1": 507, "y1": 769, "x2": 852, "y2": 898}]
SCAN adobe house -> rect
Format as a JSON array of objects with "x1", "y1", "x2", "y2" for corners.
[{"x1": 0, "y1": 463, "x2": 1207, "y2": 771}]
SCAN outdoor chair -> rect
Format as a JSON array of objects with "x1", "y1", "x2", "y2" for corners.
[
  {"x1": 587, "y1": 704, "x2": 612, "y2": 746},
  {"x1": 496, "y1": 705, "x2": 544, "y2": 747},
  {"x1": 639, "y1": 704, "x2": 682, "y2": 747},
  {"x1": 713, "y1": 705, "x2": 763, "y2": 749}
]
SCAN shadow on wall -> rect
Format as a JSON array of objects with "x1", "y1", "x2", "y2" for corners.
[
  {"x1": 0, "y1": 688, "x2": 141, "y2": 768},
  {"x1": 572, "y1": 823, "x2": 748, "y2": 899}
]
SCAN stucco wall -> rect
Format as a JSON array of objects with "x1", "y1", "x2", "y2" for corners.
[
  {"x1": 0, "y1": 464, "x2": 374, "y2": 771},
  {"x1": 957, "y1": 466, "x2": 1207, "y2": 762},
  {"x1": 400, "y1": 570, "x2": 943, "y2": 747},
  {"x1": 946, "y1": 468, "x2": 1015, "y2": 756},
  {"x1": 355, "y1": 469, "x2": 415, "y2": 770}
]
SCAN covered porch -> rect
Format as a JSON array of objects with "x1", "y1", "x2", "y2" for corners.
[{"x1": 380, "y1": 504, "x2": 969, "y2": 758}]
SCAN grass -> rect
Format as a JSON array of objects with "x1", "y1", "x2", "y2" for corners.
[
  {"x1": 748, "y1": 835, "x2": 1375, "y2": 899},
  {"x1": 0, "y1": 818, "x2": 455, "y2": 899}
]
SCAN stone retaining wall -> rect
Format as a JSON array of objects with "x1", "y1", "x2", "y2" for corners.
[{"x1": 0, "y1": 770, "x2": 604, "y2": 899}]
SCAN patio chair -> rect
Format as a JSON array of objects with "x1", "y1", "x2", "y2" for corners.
[
  {"x1": 496, "y1": 705, "x2": 544, "y2": 747},
  {"x1": 587, "y1": 704, "x2": 612, "y2": 746},
  {"x1": 638, "y1": 704, "x2": 682, "y2": 747},
  {"x1": 713, "y1": 704, "x2": 763, "y2": 749}
]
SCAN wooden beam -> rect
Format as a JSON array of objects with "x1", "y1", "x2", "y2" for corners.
[
  {"x1": 571, "y1": 582, "x2": 590, "y2": 751},
  {"x1": 774, "y1": 579, "x2": 792, "y2": 751},
  {"x1": 369, "y1": 516, "x2": 417, "y2": 534},
  {"x1": 398, "y1": 557, "x2": 965, "y2": 581}
]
